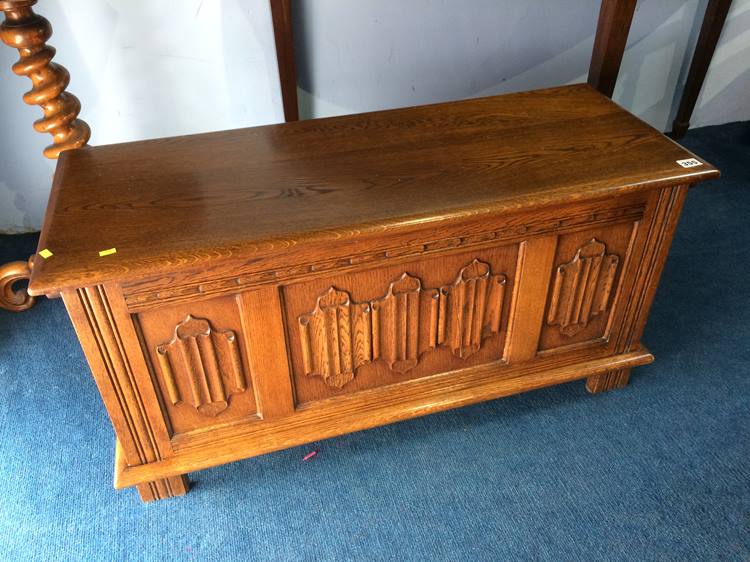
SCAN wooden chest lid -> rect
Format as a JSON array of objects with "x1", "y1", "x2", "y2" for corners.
[{"x1": 29, "y1": 84, "x2": 718, "y2": 295}]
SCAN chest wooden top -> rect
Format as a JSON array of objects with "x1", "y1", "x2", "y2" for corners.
[{"x1": 29, "y1": 84, "x2": 717, "y2": 295}]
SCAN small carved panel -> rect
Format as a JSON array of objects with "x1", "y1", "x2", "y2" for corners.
[
  {"x1": 547, "y1": 239, "x2": 619, "y2": 337},
  {"x1": 297, "y1": 259, "x2": 507, "y2": 389},
  {"x1": 136, "y1": 295, "x2": 258, "y2": 436},
  {"x1": 539, "y1": 223, "x2": 638, "y2": 354},
  {"x1": 155, "y1": 315, "x2": 247, "y2": 416}
]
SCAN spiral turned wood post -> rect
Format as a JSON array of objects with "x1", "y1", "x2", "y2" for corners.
[
  {"x1": 1, "y1": 0, "x2": 90, "y2": 157},
  {"x1": 0, "y1": 0, "x2": 91, "y2": 312}
]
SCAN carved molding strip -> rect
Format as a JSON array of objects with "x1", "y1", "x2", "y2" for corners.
[
  {"x1": 547, "y1": 238, "x2": 619, "y2": 337},
  {"x1": 75, "y1": 287, "x2": 166, "y2": 466},
  {"x1": 123, "y1": 204, "x2": 644, "y2": 310},
  {"x1": 155, "y1": 315, "x2": 247, "y2": 416},
  {"x1": 298, "y1": 259, "x2": 506, "y2": 388}
]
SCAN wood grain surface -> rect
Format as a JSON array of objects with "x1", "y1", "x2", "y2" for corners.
[{"x1": 29, "y1": 84, "x2": 717, "y2": 296}]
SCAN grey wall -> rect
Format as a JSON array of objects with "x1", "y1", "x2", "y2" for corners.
[
  {"x1": 1, "y1": 0, "x2": 748, "y2": 233},
  {"x1": 293, "y1": 0, "x2": 750, "y2": 129}
]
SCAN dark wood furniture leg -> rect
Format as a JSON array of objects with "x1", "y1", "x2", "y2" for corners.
[
  {"x1": 270, "y1": 0, "x2": 299, "y2": 122},
  {"x1": 0, "y1": 0, "x2": 90, "y2": 312},
  {"x1": 670, "y1": 0, "x2": 732, "y2": 139},
  {"x1": 588, "y1": 0, "x2": 638, "y2": 98}
]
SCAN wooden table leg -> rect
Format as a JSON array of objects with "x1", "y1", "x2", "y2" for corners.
[
  {"x1": 588, "y1": 0, "x2": 638, "y2": 98},
  {"x1": 0, "y1": 0, "x2": 91, "y2": 312},
  {"x1": 670, "y1": 0, "x2": 733, "y2": 139}
]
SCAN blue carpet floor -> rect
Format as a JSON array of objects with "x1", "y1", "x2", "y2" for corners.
[{"x1": 1, "y1": 122, "x2": 748, "y2": 561}]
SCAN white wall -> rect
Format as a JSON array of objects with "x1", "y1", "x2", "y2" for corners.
[
  {"x1": 293, "y1": 0, "x2": 750, "y2": 128},
  {"x1": 0, "y1": 0, "x2": 284, "y2": 233},
  {"x1": 1, "y1": 0, "x2": 748, "y2": 233},
  {"x1": 689, "y1": 0, "x2": 750, "y2": 127}
]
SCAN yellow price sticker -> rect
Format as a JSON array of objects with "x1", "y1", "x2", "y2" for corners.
[
  {"x1": 39, "y1": 248, "x2": 53, "y2": 259},
  {"x1": 98, "y1": 248, "x2": 117, "y2": 257}
]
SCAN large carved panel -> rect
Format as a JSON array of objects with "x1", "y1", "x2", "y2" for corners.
[
  {"x1": 538, "y1": 222, "x2": 638, "y2": 354},
  {"x1": 284, "y1": 246, "x2": 518, "y2": 405},
  {"x1": 135, "y1": 295, "x2": 258, "y2": 436}
]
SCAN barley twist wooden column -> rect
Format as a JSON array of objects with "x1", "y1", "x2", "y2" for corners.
[{"x1": 0, "y1": 0, "x2": 90, "y2": 312}]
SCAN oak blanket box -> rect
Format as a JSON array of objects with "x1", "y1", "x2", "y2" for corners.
[{"x1": 28, "y1": 84, "x2": 719, "y2": 502}]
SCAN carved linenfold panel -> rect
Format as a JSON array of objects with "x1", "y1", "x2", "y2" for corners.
[
  {"x1": 298, "y1": 288, "x2": 372, "y2": 388},
  {"x1": 155, "y1": 315, "x2": 247, "y2": 416},
  {"x1": 441, "y1": 259, "x2": 507, "y2": 359},
  {"x1": 372, "y1": 273, "x2": 423, "y2": 373},
  {"x1": 0, "y1": 3, "x2": 91, "y2": 158},
  {"x1": 547, "y1": 239, "x2": 620, "y2": 337},
  {"x1": 298, "y1": 259, "x2": 507, "y2": 388}
]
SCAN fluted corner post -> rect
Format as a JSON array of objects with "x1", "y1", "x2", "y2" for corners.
[{"x1": 0, "y1": 0, "x2": 91, "y2": 312}]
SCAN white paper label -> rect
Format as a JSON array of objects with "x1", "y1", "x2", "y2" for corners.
[{"x1": 676, "y1": 158, "x2": 702, "y2": 168}]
